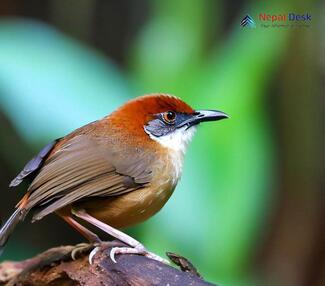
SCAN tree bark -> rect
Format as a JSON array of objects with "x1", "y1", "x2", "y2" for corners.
[{"x1": 0, "y1": 242, "x2": 216, "y2": 286}]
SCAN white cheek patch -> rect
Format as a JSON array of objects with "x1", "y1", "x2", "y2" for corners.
[{"x1": 148, "y1": 126, "x2": 197, "y2": 155}]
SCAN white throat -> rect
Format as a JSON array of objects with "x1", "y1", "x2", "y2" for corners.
[
  {"x1": 148, "y1": 126, "x2": 196, "y2": 155},
  {"x1": 146, "y1": 126, "x2": 196, "y2": 184}
]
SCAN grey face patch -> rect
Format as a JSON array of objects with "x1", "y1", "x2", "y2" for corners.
[
  {"x1": 144, "y1": 112, "x2": 194, "y2": 138},
  {"x1": 144, "y1": 117, "x2": 175, "y2": 137}
]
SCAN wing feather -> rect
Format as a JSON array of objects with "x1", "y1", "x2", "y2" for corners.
[
  {"x1": 9, "y1": 140, "x2": 59, "y2": 187},
  {"x1": 24, "y1": 135, "x2": 154, "y2": 220}
]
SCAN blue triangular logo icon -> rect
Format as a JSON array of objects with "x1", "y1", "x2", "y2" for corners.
[{"x1": 240, "y1": 15, "x2": 256, "y2": 28}]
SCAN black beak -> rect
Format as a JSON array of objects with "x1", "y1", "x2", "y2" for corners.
[{"x1": 177, "y1": 110, "x2": 229, "y2": 129}]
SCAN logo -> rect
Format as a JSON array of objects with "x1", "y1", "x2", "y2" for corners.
[
  {"x1": 259, "y1": 13, "x2": 311, "y2": 22},
  {"x1": 240, "y1": 15, "x2": 256, "y2": 28},
  {"x1": 240, "y1": 13, "x2": 312, "y2": 29}
]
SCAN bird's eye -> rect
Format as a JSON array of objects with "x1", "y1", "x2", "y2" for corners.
[{"x1": 162, "y1": 111, "x2": 176, "y2": 124}]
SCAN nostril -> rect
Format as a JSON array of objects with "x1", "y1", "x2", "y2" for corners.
[{"x1": 197, "y1": 114, "x2": 204, "y2": 118}]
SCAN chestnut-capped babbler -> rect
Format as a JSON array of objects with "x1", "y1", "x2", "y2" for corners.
[{"x1": 0, "y1": 94, "x2": 228, "y2": 263}]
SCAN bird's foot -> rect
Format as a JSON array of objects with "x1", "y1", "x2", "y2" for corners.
[
  {"x1": 71, "y1": 210, "x2": 169, "y2": 264},
  {"x1": 87, "y1": 241, "x2": 125, "y2": 264},
  {"x1": 70, "y1": 242, "x2": 95, "y2": 260},
  {"x1": 71, "y1": 241, "x2": 124, "y2": 264},
  {"x1": 110, "y1": 243, "x2": 170, "y2": 264}
]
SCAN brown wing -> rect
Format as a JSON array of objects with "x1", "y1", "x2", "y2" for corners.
[{"x1": 25, "y1": 135, "x2": 154, "y2": 221}]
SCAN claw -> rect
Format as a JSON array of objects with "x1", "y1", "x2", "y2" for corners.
[
  {"x1": 110, "y1": 247, "x2": 118, "y2": 263},
  {"x1": 109, "y1": 246, "x2": 144, "y2": 263},
  {"x1": 71, "y1": 243, "x2": 92, "y2": 260},
  {"x1": 71, "y1": 249, "x2": 78, "y2": 261},
  {"x1": 89, "y1": 246, "x2": 100, "y2": 264}
]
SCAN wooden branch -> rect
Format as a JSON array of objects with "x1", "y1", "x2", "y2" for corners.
[{"x1": 0, "y1": 242, "x2": 216, "y2": 286}]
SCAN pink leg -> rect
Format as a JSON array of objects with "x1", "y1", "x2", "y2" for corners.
[
  {"x1": 61, "y1": 215, "x2": 101, "y2": 243},
  {"x1": 71, "y1": 208, "x2": 169, "y2": 264}
]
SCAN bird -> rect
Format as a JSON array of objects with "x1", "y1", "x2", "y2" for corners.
[{"x1": 0, "y1": 93, "x2": 228, "y2": 263}]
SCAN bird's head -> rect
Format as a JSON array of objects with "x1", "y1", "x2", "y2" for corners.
[{"x1": 109, "y1": 94, "x2": 228, "y2": 155}]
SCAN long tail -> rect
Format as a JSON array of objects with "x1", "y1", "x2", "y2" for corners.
[{"x1": 0, "y1": 195, "x2": 29, "y2": 254}]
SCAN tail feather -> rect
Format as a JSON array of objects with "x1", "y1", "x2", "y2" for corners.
[{"x1": 0, "y1": 208, "x2": 27, "y2": 254}]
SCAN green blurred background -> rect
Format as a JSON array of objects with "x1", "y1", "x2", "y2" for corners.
[{"x1": 0, "y1": 1, "x2": 323, "y2": 286}]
